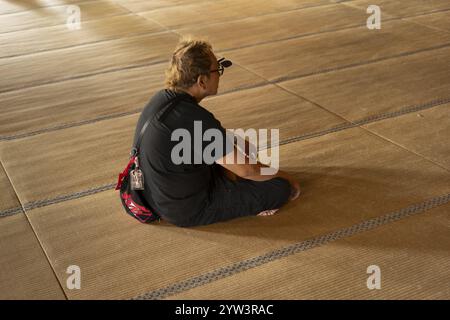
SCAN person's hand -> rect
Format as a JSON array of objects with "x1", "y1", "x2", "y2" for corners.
[{"x1": 289, "y1": 180, "x2": 301, "y2": 201}]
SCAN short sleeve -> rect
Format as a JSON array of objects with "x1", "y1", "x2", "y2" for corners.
[
  {"x1": 165, "y1": 102, "x2": 235, "y2": 165},
  {"x1": 195, "y1": 111, "x2": 235, "y2": 164}
]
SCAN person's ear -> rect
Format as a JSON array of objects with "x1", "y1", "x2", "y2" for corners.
[{"x1": 197, "y1": 74, "x2": 208, "y2": 90}]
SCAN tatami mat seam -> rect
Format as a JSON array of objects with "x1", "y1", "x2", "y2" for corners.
[
  {"x1": 2, "y1": 96, "x2": 448, "y2": 216},
  {"x1": 0, "y1": 80, "x2": 269, "y2": 141},
  {"x1": 218, "y1": 17, "x2": 401, "y2": 54},
  {"x1": 274, "y1": 97, "x2": 450, "y2": 148},
  {"x1": 112, "y1": 0, "x2": 143, "y2": 16},
  {"x1": 24, "y1": 183, "x2": 116, "y2": 211},
  {"x1": 1, "y1": 4, "x2": 425, "y2": 61},
  {"x1": 401, "y1": 17, "x2": 450, "y2": 35},
  {"x1": 0, "y1": 206, "x2": 23, "y2": 218},
  {"x1": 269, "y1": 42, "x2": 450, "y2": 83},
  {"x1": 163, "y1": 0, "x2": 368, "y2": 32},
  {"x1": 0, "y1": 108, "x2": 145, "y2": 141},
  {"x1": 135, "y1": 1, "x2": 346, "y2": 27},
  {"x1": 112, "y1": 0, "x2": 212, "y2": 14},
  {"x1": 0, "y1": 1, "x2": 448, "y2": 67},
  {"x1": 0, "y1": 0, "x2": 161, "y2": 16},
  {"x1": 229, "y1": 51, "x2": 450, "y2": 155},
  {"x1": 136, "y1": 2, "x2": 450, "y2": 31},
  {"x1": 132, "y1": 193, "x2": 450, "y2": 300},
  {"x1": 0, "y1": 0, "x2": 339, "y2": 36},
  {"x1": 0, "y1": 0, "x2": 251, "y2": 18},
  {"x1": 2, "y1": 0, "x2": 448, "y2": 300},
  {"x1": 2, "y1": 43, "x2": 449, "y2": 141},
  {"x1": 0, "y1": 28, "x2": 174, "y2": 61},
  {"x1": 146, "y1": 5, "x2": 450, "y2": 56},
  {"x1": 0, "y1": 160, "x2": 24, "y2": 217},
  {"x1": 1, "y1": 6, "x2": 448, "y2": 95},
  {"x1": 2, "y1": 39, "x2": 446, "y2": 97},
  {"x1": 0, "y1": 18, "x2": 174, "y2": 60},
  {"x1": 0, "y1": 57, "x2": 170, "y2": 95},
  {"x1": 230, "y1": 58, "x2": 354, "y2": 142},
  {"x1": 0, "y1": 10, "x2": 129, "y2": 36},
  {"x1": 0, "y1": 160, "x2": 69, "y2": 299},
  {"x1": 340, "y1": 1, "x2": 450, "y2": 18},
  {"x1": 357, "y1": 127, "x2": 450, "y2": 174},
  {"x1": 274, "y1": 75, "x2": 450, "y2": 173}
]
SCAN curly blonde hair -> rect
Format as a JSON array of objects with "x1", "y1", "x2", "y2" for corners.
[{"x1": 165, "y1": 37, "x2": 213, "y2": 91}]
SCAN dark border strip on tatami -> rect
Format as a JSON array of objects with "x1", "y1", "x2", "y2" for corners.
[
  {"x1": 2, "y1": 41, "x2": 450, "y2": 142},
  {"x1": 0, "y1": 81, "x2": 268, "y2": 141},
  {"x1": 132, "y1": 193, "x2": 450, "y2": 300},
  {"x1": 0, "y1": 1, "x2": 350, "y2": 59},
  {"x1": 1, "y1": 10, "x2": 449, "y2": 140},
  {"x1": 0, "y1": 7, "x2": 448, "y2": 98},
  {"x1": 0, "y1": 206, "x2": 23, "y2": 218},
  {"x1": 1, "y1": 96, "x2": 448, "y2": 216},
  {"x1": 0, "y1": 0, "x2": 333, "y2": 31},
  {"x1": 0, "y1": 109, "x2": 144, "y2": 141},
  {"x1": 0, "y1": 3, "x2": 355, "y2": 60},
  {"x1": 260, "y1": 96, "x2": 450, "y2": 149},
  {"x1": 269, "y1": 42, "x2": 450, "y2": 84},
  {"x1": 22, "y1": 183, "x2": 115, "y2": 211}
]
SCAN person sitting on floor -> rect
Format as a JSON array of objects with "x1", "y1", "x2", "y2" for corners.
[{"x1": 132, "y1": 37, "x2": 301, "y2": 227}]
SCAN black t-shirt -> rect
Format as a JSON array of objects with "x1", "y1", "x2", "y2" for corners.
[{"x1": 132, "y1": 89, "x2": 234, "y2": 223}]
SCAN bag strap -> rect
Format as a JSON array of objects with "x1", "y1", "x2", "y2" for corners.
[{"x1": 130, "y1": 95, "x2": 184, "y2": 157}]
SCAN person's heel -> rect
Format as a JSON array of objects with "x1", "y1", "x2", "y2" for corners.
[{"x1": 257, "y1": 209, "x2": 279, "y2": 216}]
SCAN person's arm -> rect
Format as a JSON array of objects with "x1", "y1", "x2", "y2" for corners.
[{"x1": 215, "y1": 142, "x2": 301, "y2": 201}]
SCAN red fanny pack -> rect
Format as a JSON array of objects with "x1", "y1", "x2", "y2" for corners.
[
  {"x1": 115, "y1": 154, "x2": 159, "y2": 223},
  {"x1": 115, "y1": 96, "x2": 182, "y2": 223}
]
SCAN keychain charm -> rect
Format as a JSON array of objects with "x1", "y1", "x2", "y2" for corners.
[{"x1": 130, "y1": 156, "x2": 145, "y2": 190}]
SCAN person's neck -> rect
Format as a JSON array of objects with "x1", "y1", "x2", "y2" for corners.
[{"x1": 177, "y1": 86, "x2": 204, "y2": 103}]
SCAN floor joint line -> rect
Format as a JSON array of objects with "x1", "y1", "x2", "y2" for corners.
[{"x1": 132, "y1": 193, "x2": 450, "y2": 300}]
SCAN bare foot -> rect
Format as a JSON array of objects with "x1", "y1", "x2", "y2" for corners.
[
  {"x1": 257, "y1": 209, "x2": 279, "y2": 216},
  {"x1": 289, "y1": 181, "x2": 301, "y2": 201}
]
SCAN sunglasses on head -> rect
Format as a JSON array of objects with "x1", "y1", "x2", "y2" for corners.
[{"x1": 210, "y1": 57, "x2": 232, "y2": 76}]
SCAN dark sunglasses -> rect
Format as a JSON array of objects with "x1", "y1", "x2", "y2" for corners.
[{"x1": 210, "y1": 57, "x2": 232, "y2": 76}]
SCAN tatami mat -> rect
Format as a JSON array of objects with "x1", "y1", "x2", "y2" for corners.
[
  {"x1": 175, "y1": 3, "x2": 377, "y2": 52},
  {"x1": 0, "y1": 14, "x2": 165, "y2": 58},
  {"x1": 342, "y1": 0, "x2": 450, "y2": 18},
  {"x1": 0, "y1": 32, "x2": 180, "y2": 93},
  {"x1": 0, "y1": 213, "x2": 65, "y2": 299},
  {"x1": 363, "y1": 103, "x2": 450, "y2": 170},
  {"x1": 0, "y1": 0, "x2": 92, "y2": 15},
  {"x1": 405, "y1": 10, "x2": 450, "y2": 33},
  {"x1": 0, "y1": 163, "x2": 20, "y2": 215},
  {"x1": 226, "y1": 19, "x2": 450, "y2": 82},
  {"x1": 0, "y1": 62, "x2": 266, "y2": 138},
  {"x1": 201, "y1": 85, "x2": 346, "y2": 143},
  {"x1": 25, "y1": 127, "x2": 450, "y2": 299},
  {"x1": 113, "y1": 0, "x2": 204, "y2": 13},
  {"x1": 279, "y1": 46, "x2": 450, "y2": 121},
  {"x1": 0, "y1": 1, "x2": 128, "y2": 34},
  {"x1": 0, "y1": 84, "x2": 344, "y2": 204},
  {"x1": 0, "y1": 114, "x2": 136, "y2": 205},
  {"x1": 1, "y1": 0, "x2": 448, "y2": 300},
  {"x1": 168, "y1": 202, "x2": 450, "y2": 299},
  {"x1": 138, "y1": 0, "x2": 332, "y2": 29}
]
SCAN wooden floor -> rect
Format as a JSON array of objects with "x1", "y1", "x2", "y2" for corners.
[{"x1": 0, "y1": 0, "x2": 449, "y2": 300}]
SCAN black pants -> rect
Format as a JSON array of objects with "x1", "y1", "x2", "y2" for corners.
[{"x1": 182, "y1": 164, "x2": 292, "y2": 227}]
